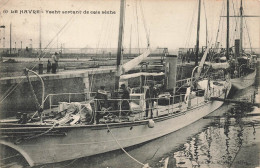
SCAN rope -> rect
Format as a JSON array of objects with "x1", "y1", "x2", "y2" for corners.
[
  {"x1": 135, "y1": 0, "x2": 141, "y2": 55},
  {"x1": 16, "y1": 122, "x2": 57, "y2": 144},
  {"x1": 25, "y1": 71, "x2": 42, "y2": 114},
  {"x1": 0, "y1": 83, "x2": 17, "y2": 100},
  {"x1": 0, "y1": 0, "x2": 9, "y2": 9},
  {"x1": 55, "y1": 158, "x2": 79, "y2": 168},
  {"x1": 184, "y1": 0, "x2": 197, "y2": 48},
  {"x1": 203, "y1": 0, "x2": 208, "y2": 45},
  {"x1": 214, "y1": 0, "x2": 225, "y2": 50},
  {"x1": 244, "y1": 18, "x2": 252, "y2": 53},
  {"x1": 139, "y1": 0, "x2": 150, "y2": 47},
  {"x1": 0, "y1": 154, "x2": 20, "y2": 161},
  {"x1": 105, "y1": 122, "x2": 147, "y2": 167},
  {"x1": 231, "y1": 0, "x2": 238, "y2": 42}
]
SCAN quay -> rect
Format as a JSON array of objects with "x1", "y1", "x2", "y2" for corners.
[{"x1": 0, "y1": 58, "x2": 194, "y2": 118}]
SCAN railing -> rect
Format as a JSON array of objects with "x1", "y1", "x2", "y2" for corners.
[
  {"x1": 42, "y1": 87, "x2": 224, "y2": 124},
  {"x1": 43, "y1": 92, "x2": 97, "y2": 111},
  {"x1": 176, "y1": 77, "x2": 195, "y2": 87}
]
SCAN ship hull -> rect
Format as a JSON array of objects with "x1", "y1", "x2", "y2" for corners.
[
  {"x1": 0, "y1": 82, "x2": 231, "y2": 166},
  {"x1": 231, "y1": 70, "x2": 256, "y2": 90}
]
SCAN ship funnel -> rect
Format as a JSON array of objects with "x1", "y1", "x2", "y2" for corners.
[
  {"x1": 165, "y1": 55, "x2": 177, "y2": 93},
  {"x1": 235, "y1": 39, "x2": 240, "y2": 58}
]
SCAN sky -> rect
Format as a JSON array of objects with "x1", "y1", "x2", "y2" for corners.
[{"x1": 0, "y1": 0, "x2": 259, "y2": 53}]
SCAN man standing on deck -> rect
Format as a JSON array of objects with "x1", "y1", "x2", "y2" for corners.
[
  {"x1": 145, "y1": 84, "x2": 156, "y2": 119},
  {"x1": 94, "y1": 86, "x2": 108, "y2": 124},
  {"x1": 51, "y1": 52, "x2": 58, "y2": 73},
  {"x1": 120, "y1": 84, "x2": 130, "y2": 115}
]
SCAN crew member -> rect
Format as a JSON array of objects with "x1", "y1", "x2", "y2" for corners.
[
  {"x1": 51, "y1": 52, "x2": 58, "y2": 73},
  {"x1": 94, "y1": 86, "x2": 108, "y2": 124},
  {"x1": 145, "y1": 84, "x2": 155, "y2": 119},
  {"x1": 47, "y1": 59, "x2": 51, "y2": 73},
  {"x1": 120, "y1": 84, "x2": 130, "y2": 115}
]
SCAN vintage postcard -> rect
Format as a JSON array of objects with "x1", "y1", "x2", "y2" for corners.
[{"x1": 0, "y1": 0, "x2": 259, "y2": 167}]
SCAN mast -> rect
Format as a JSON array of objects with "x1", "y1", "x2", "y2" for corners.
[
  {"x1": 9, "y1": 23, "x2": 11, "y2": 54},
  {"x1": 239, "y1": 0, "x2": 243, "y2": 55},
  {"x1": 129, "y1": 24, "x2": 132, "y2": 59},
  {"x1": 115, "y1": 0, "x2": 125, "y2": 90},
  {"x1": 195, "y1": 0, "x2": 201, "y2": 66},
  {"x1": 226, "y1": 0, "x2": 230, "y2": 60},
  {"x1": 39, "y1": 10, "x2": 42, "y2": 56}
]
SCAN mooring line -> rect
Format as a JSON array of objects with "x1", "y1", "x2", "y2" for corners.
[
  {"x1": 0, "y1": 154, "x2": 20, "y2": 161},
  {"x1": 105, "y1": 122, "x2": 150, "y2": 168}
]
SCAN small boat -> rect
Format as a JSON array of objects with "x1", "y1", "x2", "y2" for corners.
[{"x1": 0, "y1": 0, "x2": 232, "y2": 167}]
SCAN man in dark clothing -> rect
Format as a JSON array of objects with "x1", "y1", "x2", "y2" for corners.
[
  {"x1": 47, "y1": 60, "x2": 51, "y2": 73},
  {"x1": 120, "y1": 84, "x2": 130, "y2": 115},
  {"x1": 51, "y1": 52, "x2": 58, "y2": 73},
  {"x1": 145, "y1": 87, "x2": 150, "y2": 118},
  {"x1": 94, "y1": 86, "x2": 108, "y2": 124},
  {"x1": 145, "y1": 84, "x2": 156, "y2": 118}
]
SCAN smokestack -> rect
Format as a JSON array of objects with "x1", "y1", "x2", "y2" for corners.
[
  {"x1": 165, "y1": 55, "x2": 177, "y2": 94},
  {"x1": 235, "y1": 39, "x2": 240, "y2": 58}
]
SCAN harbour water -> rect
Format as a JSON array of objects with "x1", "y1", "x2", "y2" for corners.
[{"x1": 2, "y1": 84, "x2": 258, "y2": 168}]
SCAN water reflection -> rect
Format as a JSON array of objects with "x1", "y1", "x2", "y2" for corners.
[{"x1": 172, "y1": 102, "x2": 259, "y2": 168}]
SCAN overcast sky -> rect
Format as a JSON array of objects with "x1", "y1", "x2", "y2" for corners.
[{"x1": 0, "y1": 0, "x2": 259, "y2": 52}]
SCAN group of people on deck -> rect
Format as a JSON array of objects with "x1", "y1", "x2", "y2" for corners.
[
  {"x1": 94, "y1": 83, "x2": 158, "y2": 123},
  {"x1": 47, "y1": 52, "x2": 59, "y2": 73}
]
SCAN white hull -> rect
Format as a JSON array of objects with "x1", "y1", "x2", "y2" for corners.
[
  {"x1": 0, "y1": 82, "x2": 231, "y2": 166},
  {"x1": 231, "y1": 70, "x2": 256, "y2": 90}
]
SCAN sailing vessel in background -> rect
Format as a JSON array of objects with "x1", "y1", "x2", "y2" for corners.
[
  {"x1": 208, "y1": 0, "x2": 257, "y2": 90},
  {"x1": 228, "y1": 0, "x2": 257, "y2": 90},
  {"x1": 0, "y1": 0, "x2": 231, "y2": 167}
]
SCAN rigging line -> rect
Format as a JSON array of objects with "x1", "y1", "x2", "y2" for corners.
[
  {"x1": 0, "y1": 6, "x2": 80, "y2": 104},
  {"x1": 131, "y1": 0, "x2": 138, "y2": 52},
  {"x1": 103, "y1": 18, "x2": 111, "y2": 50},
  {"x1": 135, "y1": 0, "x2": 140, "y2": 55},
  {"x1": 244, "y1": 18, "x2": 252, "y2": 53},
  {"x1": 100, "y1": 17, "x2": 109, "y2": 49},
  {"x1": 0, "y1": 82, "x2": 17, "y2": 100},
  {"x1": 106, "y1": 17, "x2": 114, "y2": 49},
  {"x1": 101, "y1": 13, "x2": 112, "y2": 50},
  {"x1": 122, "y1": 0, "x2": 127, "y2": 61},
  {"x1": 219, "y1": 0, "x2": 226, "y2": 50},
  {"x1": 184, "y1": 2, "x2": 198, "y2": 48},
  {"x1": 186, "y1": 0, "x2": 198, "y2": 48},
  {"x1": 214, "y1": 0, "x2": 225, "y2": 49},
  {"x1": 0, "y1": 0, "x2": 9, "y2": 9},
  {"x1": 139, "y1": 0, "x2": 149, "y2": 47},
  {"x1": 183, "y1": 3, "x2": 193, "y2": 48},
  {"x1": 220, "y1": 2, "x2": 226, "y2": 49},
  {"x1": 203, "y1": 0, "x2": 208, "y2": 46},
  {"x1": 96, "y1": 14, "x2": 107, "y2": 55},
  {"x1": 231, "y1": 0, "x2": 238, "y2": 44}
]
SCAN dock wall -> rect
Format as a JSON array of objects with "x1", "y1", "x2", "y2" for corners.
[{"x1": 0, "y1": 68, "x2": 116, "y2": 118}]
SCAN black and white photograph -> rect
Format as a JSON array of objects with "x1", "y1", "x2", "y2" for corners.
[{"x1": 0, "y1": 0, "x2": 259, "y2": 167}]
